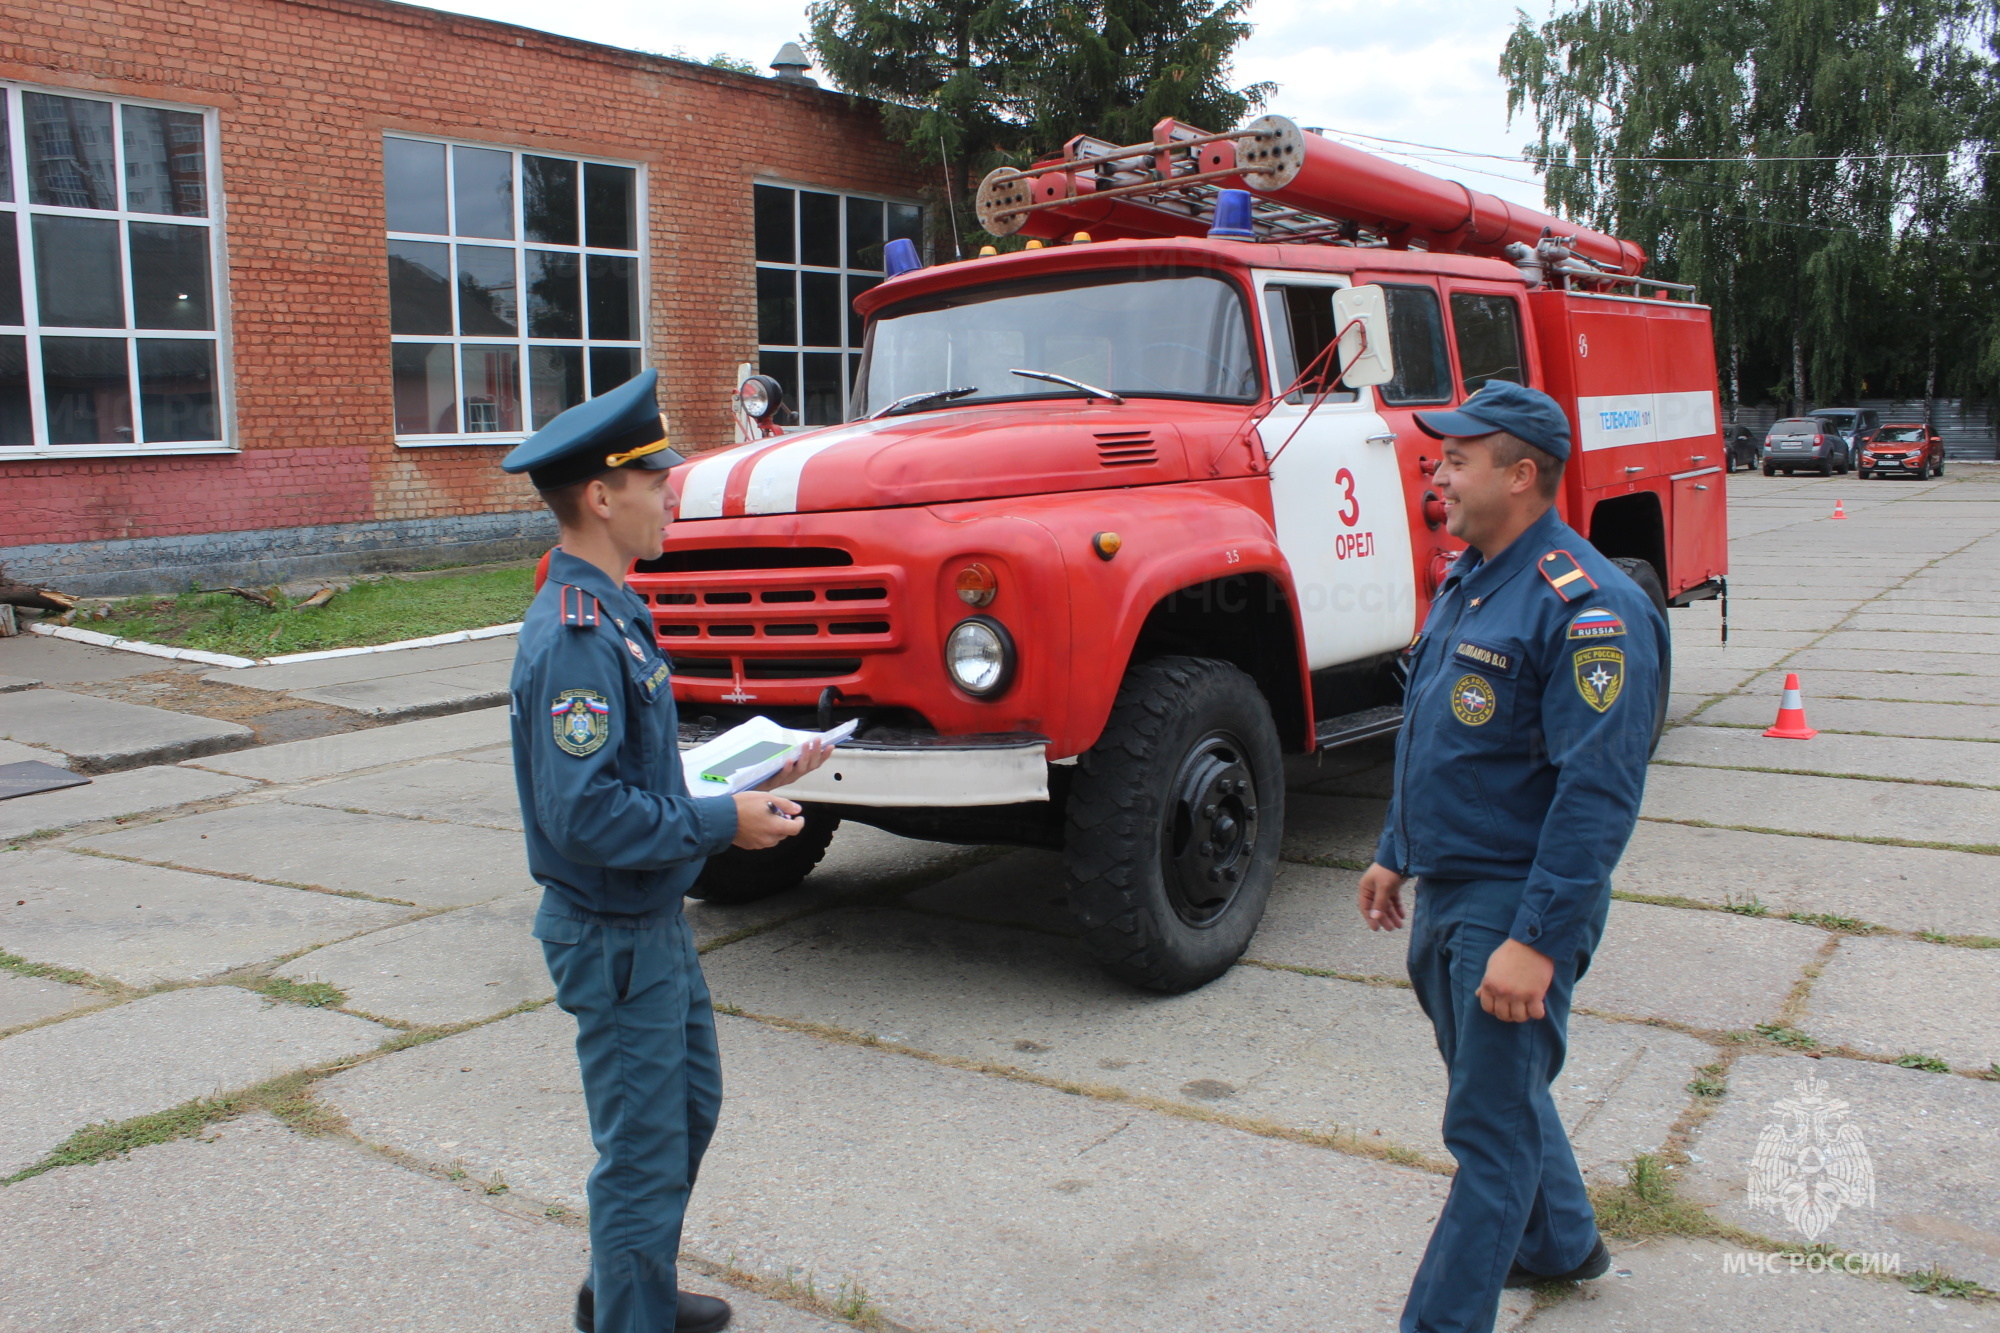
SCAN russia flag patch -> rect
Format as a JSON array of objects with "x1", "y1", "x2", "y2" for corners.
[{"x1": 1567, "y1": 607, "x2": 1627, "y2": 639}]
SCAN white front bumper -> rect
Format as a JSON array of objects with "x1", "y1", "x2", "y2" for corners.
[{"x1": 780, "y1": 741, "x2": 1049, "y2": 808}]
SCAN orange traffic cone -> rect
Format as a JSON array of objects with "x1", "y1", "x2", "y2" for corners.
[
  {"x1": 1763, "y1": 673, "x2": 1819, "y2": 739},
  {"x1": 1831, "y1": 499, "x2": 1848, "y2": 520}
]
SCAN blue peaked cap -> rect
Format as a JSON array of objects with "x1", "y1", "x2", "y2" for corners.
[
  {"x1": 501, "y1": 368, "x2": 685, "y2": 491},
  {"x1": 1413, "y1": 379, "x2": 1573, "y2": 462}
]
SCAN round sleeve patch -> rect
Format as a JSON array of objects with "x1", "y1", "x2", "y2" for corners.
[
  {"x1": 551, "y1": 689, "x2": 611, "y2": 755},
  {"x1": 1451, "y1": 674, "x2": 1497, "y2": 725}
]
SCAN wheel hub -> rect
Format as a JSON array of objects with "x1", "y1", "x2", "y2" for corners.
[{"x1": 1162, "y1": 733, "x2": 1258, "y2": 927}]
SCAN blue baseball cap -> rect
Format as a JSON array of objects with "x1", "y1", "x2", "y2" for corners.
[
  {"x1": 1414, "y1": 380, "x2": 1572, "y2": 462},
  {"x1": 502, "y1": 368, "x2": 685, "y2": 491}
]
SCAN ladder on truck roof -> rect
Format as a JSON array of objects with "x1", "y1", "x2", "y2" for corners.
[{"x1": 975, "y1": 115, "x2": 1697, "y2": 298}]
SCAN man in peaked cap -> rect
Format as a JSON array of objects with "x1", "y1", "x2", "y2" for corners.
[
  {"x1": 1353, "y1": 380, "x2": 1666, "y2": 1333},
  {"x1": 504, "y1": 370, "x2": 828, "y2": 1333}
]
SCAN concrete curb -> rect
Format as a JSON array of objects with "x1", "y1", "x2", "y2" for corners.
[{"x1": 27, "y1": 621, "x2": 520, "y2": 671}]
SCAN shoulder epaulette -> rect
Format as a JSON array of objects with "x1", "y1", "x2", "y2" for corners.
[
  {"x1": 559, "y1": 584, "x2": 601, "y2": 629},
  {"x1": 1537, "y1": 549, "x2": 1598, "y2": 603}
]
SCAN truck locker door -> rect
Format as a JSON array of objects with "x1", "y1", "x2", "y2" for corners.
[
  {"x1": 1565, "y1": 299, "x2": 1666, "y2": 491},
  {"x1": 1649, "y1": 303, "x2": 1727, "y2": 594},
  {"x1": 1257, "y1": 274, "x2": 1418, "y2": 669}
]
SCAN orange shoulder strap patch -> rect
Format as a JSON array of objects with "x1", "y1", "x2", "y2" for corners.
[{"x1": 1538, "y1": 549, "x2": 1598, "y2": 603}]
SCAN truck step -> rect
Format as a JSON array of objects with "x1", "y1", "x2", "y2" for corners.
[{"x1": 1313, "y1": 704, "x2": 1403, "y2": 751}]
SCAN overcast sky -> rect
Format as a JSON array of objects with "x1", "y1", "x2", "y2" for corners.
[{"x1": 425, "y1": 0, "x2": 1553, "y2": 209}]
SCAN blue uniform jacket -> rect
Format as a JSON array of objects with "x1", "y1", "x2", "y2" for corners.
[
  {"x1": 510, "y1": 549, "x2": 738, "y2": 918},
  {"x1": 1374, "y1": 506, "x2": 1665, "y2": 961}
]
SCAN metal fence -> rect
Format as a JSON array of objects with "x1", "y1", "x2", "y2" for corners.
[{"x1": 1726, "y1": 399, "x2": 1999, "y2": 459}]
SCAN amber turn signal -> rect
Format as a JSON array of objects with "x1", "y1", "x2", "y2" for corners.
[
  {"x1": 955, "y1": 562, "x2": 998, "y2": 606},
  {"x1": 1091, "y1": 532, "x2": 1122, "y2": 560}
]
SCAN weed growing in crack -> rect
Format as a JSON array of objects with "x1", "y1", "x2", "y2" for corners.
[{"x1": 1894, "y1": 1053, "x2": 1951, "y2": 1073}]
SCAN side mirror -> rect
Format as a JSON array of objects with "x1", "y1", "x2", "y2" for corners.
[{"x1": 1333, "y1": 284, "x2": 1396, "y2": 388}]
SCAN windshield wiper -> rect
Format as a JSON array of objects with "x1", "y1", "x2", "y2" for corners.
[
  {"x1": 1010, "y1": 369, "x2": 1124, "y2": 404},
  {"x1": 869, "y1": 386, "x2": 978, "y2": 419}
]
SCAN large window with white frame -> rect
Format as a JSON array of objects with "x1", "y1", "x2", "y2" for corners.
[
  {"x1": 754, "y1": 182, "x2": 921, "y2": 426},
  {"x1": 0, "y1": 83, "x2": 226, "y2": 457},
  {"x1": 385, "y1": 135, "x2": 644, "y2": 444}
]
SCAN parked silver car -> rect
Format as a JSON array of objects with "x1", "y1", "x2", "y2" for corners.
[{"x1": 1762, "y1": 417, "x2": 1851, "y2": 475}]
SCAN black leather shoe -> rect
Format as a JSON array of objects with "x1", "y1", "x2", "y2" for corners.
[
  {"x1": 1503, "y1": 1237, "x2": 1611, "y2": 1288},
  {"x1": 574, "y1": 1283, "x2": 733, "y2": 1332}
]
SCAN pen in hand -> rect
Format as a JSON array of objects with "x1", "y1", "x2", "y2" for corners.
[{"x1": 766, "y1": 801, "x2": 799, "y2": 820}]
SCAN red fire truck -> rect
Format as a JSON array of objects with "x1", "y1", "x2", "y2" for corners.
[{"x1": 641, "y1": 115, "x2": 1726, "y2": 992}]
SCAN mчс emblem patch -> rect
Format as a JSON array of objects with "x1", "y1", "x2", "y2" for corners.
[
  {"x1": 551, "y1": 689, "x2": 612, "y2": 755},
  {"x1": 1451, "y1": 674, "x2": 1497, "y2": 726},
  {"x1": 1573, "y1": 646, "x2": 1625, "y2": 713}
]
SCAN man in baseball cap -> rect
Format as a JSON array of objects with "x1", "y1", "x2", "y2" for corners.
[{"x1": 1359, "y1": 378, "x2": 1667, "y2": 1333}]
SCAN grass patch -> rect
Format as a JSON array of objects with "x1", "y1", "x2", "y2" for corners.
[
  {"x1": 1755, "y1": 1022, "x2": 1819, "y2": 1051},
  {"x1": 1785, "y1": 911, "x2": 1873, "y2": 933},
  {"x1": 1687, "y1": 1063, "x2": 1728, "y2": 1098},
  {"x1": 1721, "y1": 895, "x2": 1769, "y2": 917},
  {"x1": 1905, "y1": 1265, "x2": 1993, "y2": 1300},
  {"x1": 1592, "y1": 1155, "x2": 1717, "y2": 1240},
  {"x1": 90, "y1": 566, "x2": 533, "y2": 657},
  {"x1": 0, "y1": 947, "x2": 100, "y2": 989},
  {"x1": 2, "y1": 1098, "x2": 227, "y2": 1184},
  {"x1": 1894, "y1": 1053, "x2": 1952, "y2": 1073},
  {"x1": 251, "y1": 976, "x2": 347, "y2": 1008}
]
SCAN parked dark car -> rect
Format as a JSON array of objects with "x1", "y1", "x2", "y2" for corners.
[
  {"x1": 1810, "y1": 407, "x2": 1881, "y2": 468},
  {"x1": 1722, "y1": 423, "x2": 1759, "y2": 471},
  {"x1": 1859, "y1": 423, "x2": 1945, "y2": 479},
  {"x1": 1763, "y1": 417, "x2": 1851, "y2": 475}
]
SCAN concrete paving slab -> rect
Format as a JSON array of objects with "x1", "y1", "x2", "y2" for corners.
[
  {"x1": 202, "y1": 637, "x2": 517, "y2": 693},
  {"x1": 1718, "y1": 604, "x2": 1867, "y2": 632},
  {"x1": 1787, "y1": 648, "x2": 2000, "y2": 677},
  {"x1": 75, "y1": 802, "x2": 530, "y2": 908},
  {"x1": 0, "y1": 633, "x2": 178, "y2": 684},
  {"x1": 0, "y1": 986, "x2": 387, "y2": 1176},
  {"x1": 1281, "y1": 791, "x2": 1389, "y2": 866},
  {"x1": 1821, "y1": 630, "x2": 2000, "y2": 657},
  {"x1": 1672, "y1": 665, "x2": 1772, "y2": 697},
  {"x1": 324, "y1": 1008, "x2": 1543, "y2": 1333},
  {"x1": 280, "y1": 758, "x2": 523, "y2": 830},
  {"x1": 1683, "y1": 1054, "x2": 2000, "y2": 1292},
  {"x1": 1657, "y1": 725, "x2": 2000, "y2": 788},
  {"x1": 1641, "y1": 766, "x2": 2000, "y2": 848},
  {"x1": 455, "y1": 743, "x2": 512, "y2": 764},
  {"x1": 1674, "y1": 644, "x2": 1810, "y2": 673},
  {"x1": 0, "y1": 738, "x2": 65, "y2": 767},
  {"x1": 0, "y1": 848, "x2": 414, "y2": 985},
  {"x1": 1849, "y1": 611, "x2": 2000, "y2": 635},
  {"x1": 277, "y1": 891, "x2": 545, "y2": 1026},
  {"x1": 1667, "y1": 693, "x2": 1709, "y2": 724},
  {"x1": 899, "y1": 847, "x2": 1076, "y2": 935},
  {"x1": 288, "y1": 662, "x2": 512, "y2": 720},
  {"x1": 0, "y1": 764, "x2": 255, "y2": 841},
  {"x1": 1523, "y1": 1237, "x2": 2000, "y2": 1332},
  {"x1": 1801, "y1": 936, "x2": 2000, "y2": 1071},
  {"x1": 0, "y1": 676, "x2": 41, "y2": 693},
  {"x1": 1696, "y1": 695, "x2": 2000, "y2": 742},
  {"x1": 0, "y1": 689, "x2": 252, "y2": 773},
  {"x1": 0, "y1": 969, "x2": 104, "y2": 1032},
  {"x1": 1616, "y1": 820, "x2": 2000, "y2": 937},
  {"x1": 186, "y1": 706, "x2": 509, "y2": 782},
  {"x1": 0, "y1": 1112, "x2": 836, "y2": 1333},
  {"x1": 692, "y1": 820, "x2": 984, "y2": 945},
  {"x1": 1245, "y1": 864, "x2": 1822, "y2": 1032},
  {"x1": 1742, "y1": 668, "x2": 1998, "y2": 707},
  {"x1": 696, "y1": 906, "x2": 1707, "y2": 1174}
]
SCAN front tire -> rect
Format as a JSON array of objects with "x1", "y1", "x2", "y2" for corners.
[
  {"x1": 1065, "y1": 656, "x2": 1283, "y2": 993},
  {"x1": 687, "y1": 805, "x2": 840, "y2": 906},
  {"x1": 1608, "y1": 557, "x2": 1672, "y2": 755}
]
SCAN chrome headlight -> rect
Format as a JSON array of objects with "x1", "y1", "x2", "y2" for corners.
[
  {"x1": 945, "y1": 616, "x2": 1015, "y2": 697},
  {"x1": 737, "y1": 374, "x2": 784, "y2": 420}
]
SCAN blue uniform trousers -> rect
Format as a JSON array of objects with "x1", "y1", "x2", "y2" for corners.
[
  {"x1": 1400, "y1": 877, "x2": 1607, "y2": 1333},
  {"x1": 539, "y1": 905, "x2": 721, "y2": 1333}
]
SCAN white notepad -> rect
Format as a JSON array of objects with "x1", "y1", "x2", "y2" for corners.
[{"x1": 680, "y1": 715, "x2": 858, "y2": 796}]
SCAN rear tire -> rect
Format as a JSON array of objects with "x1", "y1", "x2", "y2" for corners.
[
  {"x1": 687, "y1": 805, "x2": 840, "y2": 905},
  {"x1": 1762, "y1": 463, "x2": 1775, "y2": 476},
  {"x1": 1607, "y1": 557, "x2": 1672, "y2": 756},
  {"x1": 1065, "y1": 656, "x2": 1282, "y2": 994}
]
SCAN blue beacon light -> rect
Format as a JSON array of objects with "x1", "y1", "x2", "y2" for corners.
[
  {"x1": 1207, "y1": 189, "x2": 1257, "y2": 241},
  {"x1": 884, "y1": 237, "x2": 924, "y2": 277}
]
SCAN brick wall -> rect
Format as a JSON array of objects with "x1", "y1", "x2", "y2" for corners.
[{"x1": 0, "y1": 0, "x2": 925, "y2": 556}]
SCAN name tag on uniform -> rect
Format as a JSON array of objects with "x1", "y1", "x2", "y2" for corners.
[{"x1": 1452, "y1": 638, "x2": 1517, "y2": 677}]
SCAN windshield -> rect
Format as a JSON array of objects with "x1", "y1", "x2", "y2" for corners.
[
  {"x1": 1771, "y1": 421, "x2": 1817, "y2": 435},
  {"x1": 855, "y1": 269, "x2": 1259, "y2": 417},
  {"x1": 1813, "y1": 413, "x2": 1856, "y2": 430},
  {"x1": 1877, "y1": 426, "x2": 1925, "y2": 442}
]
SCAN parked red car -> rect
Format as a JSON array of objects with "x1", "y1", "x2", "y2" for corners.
[{"x1": 1859, "y1": 423, "x2": 1945, "y2": 479}]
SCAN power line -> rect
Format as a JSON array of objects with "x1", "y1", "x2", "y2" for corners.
[{"x1": 1322, "y1": 124, "x2": 1970, "y2": 165}]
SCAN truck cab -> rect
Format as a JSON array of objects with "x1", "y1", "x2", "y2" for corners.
[{"x1": 637, "y1": 117, "x2": 1726, "y2": 992}]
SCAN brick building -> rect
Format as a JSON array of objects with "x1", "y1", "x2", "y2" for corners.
[{"x1": 0, "y1": 0, "x2": 927, "y2": 595}]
